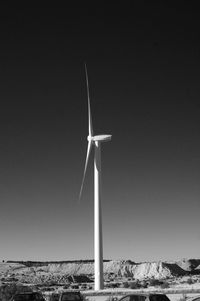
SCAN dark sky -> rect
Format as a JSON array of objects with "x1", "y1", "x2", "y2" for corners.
[{"x1": 0, "y1": 3, "x2": 200, "y2": 262}]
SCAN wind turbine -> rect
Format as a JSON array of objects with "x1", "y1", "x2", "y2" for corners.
[{"x1": 79, "y1": 65, "x2": 112, "y2": 290}]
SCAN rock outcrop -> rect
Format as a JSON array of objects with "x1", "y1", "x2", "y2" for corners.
[{"x1": 1, "y1": 258, "x2": 200, "y2": 284}]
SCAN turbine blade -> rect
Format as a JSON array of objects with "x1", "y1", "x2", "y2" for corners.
[
  {"x1": 79, "y1": 139, "x2": 93, "y2": 201},
  {"x1": 85, "y1": 63, "x2": 93, "y2": 137}
]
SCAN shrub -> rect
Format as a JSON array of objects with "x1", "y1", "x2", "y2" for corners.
[
  {"x1": 107, "y1": 283, "x2": 119, "y2": 288},
  {"x1": 160, "y1": 282, "x2": 170, "y2": 289},
  {"x1": 187, "y1": 278, "x2": 193, "y2": 285},
  {"x1": 122, "y1": 282, "x2": 129, "y2": 288},
  {"x1": 140, "y1": 281, "x2": 148, "y2": 288},
  {"x1": 129, "y1": 281, "x2": 141, "y2": 289},
  {"x1": 149, "y1": 279, "x2": 163, "y2": 286}
]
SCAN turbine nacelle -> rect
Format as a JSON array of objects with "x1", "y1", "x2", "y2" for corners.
[{"x1": 87, "y1": 134, "x2": 112, "y2": 143}]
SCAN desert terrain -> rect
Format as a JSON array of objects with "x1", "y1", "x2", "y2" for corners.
[{"x1": 1, "y1": 259, "x2": 200, "y2": 301}]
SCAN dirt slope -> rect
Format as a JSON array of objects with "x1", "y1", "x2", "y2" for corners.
[{"x1": 0, "y1": 260, "x2": 191, "y2": 281}]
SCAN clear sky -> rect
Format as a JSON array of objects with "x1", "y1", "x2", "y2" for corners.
[{"x1": 0, "y1": 3, "x2": 200, "y2": 262}]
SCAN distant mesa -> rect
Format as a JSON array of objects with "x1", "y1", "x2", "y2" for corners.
[{"x1": 1, "y1": 258, "x2": 200, "y2": 282}]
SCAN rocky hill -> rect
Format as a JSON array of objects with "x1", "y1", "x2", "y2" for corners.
[
  {"x1": 176, "y1": 259, "x2": 200, "y2": 272},
  {"x1": 1, "y1": 259, "x2": 200, "y2": 284}
]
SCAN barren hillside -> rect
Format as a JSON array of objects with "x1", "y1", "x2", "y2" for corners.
[{"x1": 1, "y1": 259, "x2": 199, "y2": 283}]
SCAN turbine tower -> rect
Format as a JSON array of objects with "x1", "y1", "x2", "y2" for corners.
[{"x1": 79, "y1": 65, "x2": 111, "y2": 290}]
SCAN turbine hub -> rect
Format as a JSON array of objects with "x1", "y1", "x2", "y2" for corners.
[{"x1": 87, "y1": 135, "x2": 93, "y2": 142}]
